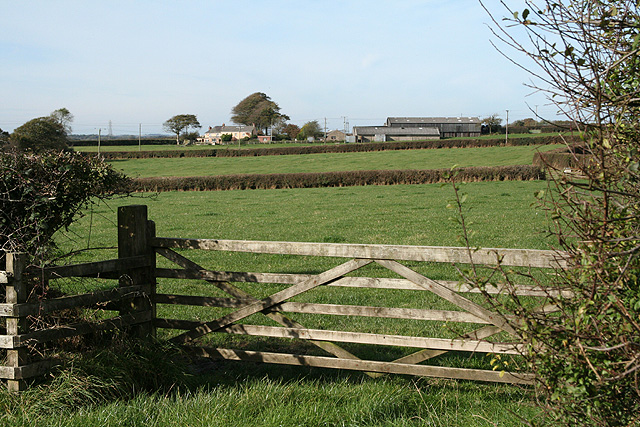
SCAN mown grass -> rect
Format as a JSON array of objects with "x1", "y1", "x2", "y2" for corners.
[
  {"x1": 110, "y1": 144, "x2": 559, "y2": 178},
  {"x1": 2, "y1": 181, "x2": 553, "y2": 426}
]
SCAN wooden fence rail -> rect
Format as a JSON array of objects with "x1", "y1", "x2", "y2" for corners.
[{"x1": 0, "y1": 205, "x2": 569, "y2": 390}]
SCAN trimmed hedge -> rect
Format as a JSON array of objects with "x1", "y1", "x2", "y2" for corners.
[
  {"x1": 70, "y1": 138, "x2": 174, "y2": 147},
  {"x1": 533, "y1": 144, "x2": 589, "y2": 170},
  {"x1": 130, "y1": 165, "x2": 545, "y2": 192},
  {"x1": 99, "y1": 135, "x2": 579, "y2": 160}
]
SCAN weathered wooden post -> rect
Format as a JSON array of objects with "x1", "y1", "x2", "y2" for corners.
[
  {"x1": 5, "y1": 253, "x2": 29, "y2": 391},
  {"x1": 117, "y1": 205, "x2": 156, "y2": 339}
]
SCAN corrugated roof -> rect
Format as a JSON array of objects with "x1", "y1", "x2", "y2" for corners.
[
  {"x1": 387, "y1": 117, "x2": 481, "y2": 124},
  {"x1": 353, "y1": 126, "x2": 440, "y2": 136}
]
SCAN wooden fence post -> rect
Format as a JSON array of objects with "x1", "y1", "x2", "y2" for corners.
[
  {"x1": 5, "y1": 253, "x2": 29, "y2": 391},
  {"x1": 118, "y1": 205, "x2": 156, "y2": 339}
]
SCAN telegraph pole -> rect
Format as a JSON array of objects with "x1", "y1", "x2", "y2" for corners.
[
  {"x1": 505, "y1": 110, "x2": 509, "y2": 143},
  {"x1": 139, "y1": 123, "x2": 142, "y2": 151},
  {"x1": 97, "y1": 128, "x2": 101, "y2": 155}
]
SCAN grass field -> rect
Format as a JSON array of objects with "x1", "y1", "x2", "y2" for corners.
[
  {"x1": 109, "y1": 144, "x2": 558, "y2": 178},
  {"x1": 1, "y1": 149, "x2": 557, "y2": 426}
]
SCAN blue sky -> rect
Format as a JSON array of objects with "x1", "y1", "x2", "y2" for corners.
[{"x1": 0, "y1": 0, "x2": 556, "y2": 135}]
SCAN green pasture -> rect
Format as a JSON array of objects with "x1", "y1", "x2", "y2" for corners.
[
  {"x1": 4, "y1": 182, "x2": 554, "y2": 425},
  {"x1": 109, "y1": 144, "x2": 558, "y2": 178}
]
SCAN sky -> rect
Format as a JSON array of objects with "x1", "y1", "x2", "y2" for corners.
[{"x1": 0, "y1": 0, "x2": 558, "y2": 136}]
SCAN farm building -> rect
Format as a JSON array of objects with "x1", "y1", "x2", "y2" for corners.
[
  {"x1": 386, "y1": 117, "x2": 481, "y2": 138},
  {"x1": 326, "y1": 130, "x2": 347, "y2": 142},
  {"x1": 198, "y1": 124, "x2": 255, "y2": 144},
  {"x1": 353, "y1": 126, "x2": 440, "y2": 142}
]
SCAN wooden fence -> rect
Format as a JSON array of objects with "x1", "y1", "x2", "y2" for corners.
[{"x1": 0, "y1": 205, "x2": 570, "y2": 390}]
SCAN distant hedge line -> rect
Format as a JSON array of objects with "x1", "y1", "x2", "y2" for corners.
[
  {"x1": 99, "y1": 135, "x2": 578, "y2": 160},
  {"x1": 130, "y1": 165, "x2": 544, "y2": 192},
  {"x1": 71, "y1": 139, "x2": 174, "y2": 147}
]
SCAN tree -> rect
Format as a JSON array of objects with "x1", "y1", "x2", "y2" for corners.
[
  {"x1": 481, "y1": 114, "x2": 502, "y2": 134},
  {"x1": 231, "y1": 92, "x2": 290, "y2": 134},
  {"x1": 298, "y1": 120, "x2": 323, "y2": 140},
  {"x1": 282, "y1": 123, "x2": 301, "y2": 140},
  {"x1": 49, "y1": 107, "x2": 74, "y2": 134},
  {"x1": 474, "y1": 1, "x2": 640, "y2": 425},
  {"x1": 9, "y1": 116, "x2": 68, "y2": 152},
  {"x1": 163, "y1": 114, "x2": 201, "y2": 145}
]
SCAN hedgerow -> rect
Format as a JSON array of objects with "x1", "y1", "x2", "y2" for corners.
[
  {"x1": 130, "y1": 165, "x2": 544, "y2": 192},
  {"x1": 96, "y1": 135, "x2": 578, "y2": 160}
]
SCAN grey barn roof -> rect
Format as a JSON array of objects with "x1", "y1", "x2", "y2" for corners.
[
  {"x1": 387, "y1": 117, "x2": 481, "y2": 125},
  {"x1": 353, "y1": 126, "x2": 440, "y2": 136}
]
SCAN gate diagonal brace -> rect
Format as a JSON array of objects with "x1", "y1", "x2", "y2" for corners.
[
  {"x1": 156, "y1": 248, "x2": 368, "y2": 364},
  {"x1": 160, "y1": 249, "x2": 372, "y2": 344},
  {"x1": 375, "y1": 259, "x2": 517, "y2": 336}
]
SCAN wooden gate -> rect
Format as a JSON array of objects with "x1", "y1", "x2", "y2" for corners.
[{"x1": 0, "y1": 205, "x2": 570, "y2": 389}]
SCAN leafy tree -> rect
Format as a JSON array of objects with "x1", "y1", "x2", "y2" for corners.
[
  {"x1": 163, "y1": 114, "x2": 201, "y2": 145},
  {"x1": 298, "y1": 120, "x2": 323, "y2": 140},
  {"x1": 231, "y1": 92, "x2": 290, "y2": 134},
  {"x1": 481, "y1": 114, "x2": 502, "y2": 134},
  {"x1": 49, "y1": 107, "x2": 74, "y2": 134},
  {"x1": 9, "y1": 116, "x2": 69, "y2": 152},
  {"x1": 473, "y1": 1, "x2": 640, "y2": 425},
  {"x1": 282, "y1": 123, "x2": 301, "y2": 140},
  {"x1": 220, "y1": 133, "x2": 233, "y2": 142}
]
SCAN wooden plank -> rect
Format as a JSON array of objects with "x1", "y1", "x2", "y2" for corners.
[
  {"x1": 154, "y1": 237, "x2": 569, "y2": 269},
  {"x1": 0, "y1": 286, "x2": 145, "y2": 317},
  {"x1": 156, "y1": 268, "x2": 572, "y2": 297},
  {"x1": 169, "y1": 258, "x2": 372, "y2": 344},
  {"x1": 160, "y1": 320, "x2": 521, "y2": 354},
  {"x1": 155, "y1": 295, "x2": 489, "y2": 324},
  {"x1": 376, "y1": 260, "x2": 517, "y2": 336},
  {"x1": 0, "y1": 361, "x2": 54, "y2": 380},
  {"x1": 36, "y1": 256, "x2": 152, "y2": 279},
  {"x1": 0, "y1": 312, "x2": 152, "y2": 348},
  {"x1": 187, "y1": 346, "x2": 535, "y2": 385},
  {"x1": 156, "y1": 248, "x2": 372, "y2": 369},
  {"x1": 392, "y1": 326, "x2": 503, "y2": 365}
]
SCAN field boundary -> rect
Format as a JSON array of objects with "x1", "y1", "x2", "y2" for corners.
[
  {"x1": 0, "y1": 205, "x2": 570, "y2": 390},
  {"x1": 95, "y1": 135, "x2": 578, "y2": 160},
  {"x1": 131, "y1": 165, "x2": 545, "y2": 192}
]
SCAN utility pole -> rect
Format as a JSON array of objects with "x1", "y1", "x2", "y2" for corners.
[
  {"x1": 505, "y1": 110, "x2": 509, "y2": 144},
  {"x1": 139, "y1": 123, "x2": 142, "y2": 152},
  {"x1": 324, "y1": 117, "x2": 327, "y2": 144},
  {"x1": 97, "y1": 128, "x2": 101, "y2": 155}
]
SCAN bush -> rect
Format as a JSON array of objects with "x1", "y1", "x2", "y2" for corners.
[
  {"x1": 98, "y1": 134, "x2": 579, "y2": 160},
  {"x1": 0, "y1": 150, "x2": 130, "y2": 267},
  {"x1": 130, "y1": 165, "x2": 544, "y2": 192}
]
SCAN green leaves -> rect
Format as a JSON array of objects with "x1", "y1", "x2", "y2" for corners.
[{"x1": 0, "y1": 150, "x2": 130, "y2": 262}]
